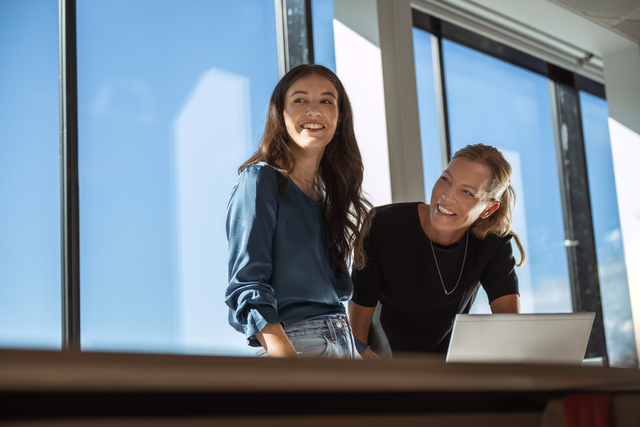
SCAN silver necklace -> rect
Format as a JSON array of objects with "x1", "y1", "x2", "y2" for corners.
[
  {"x1": 291, "y1": 171, "x2": 321, "y2": 201},
  {"x1": 292, "y1": 171, "x2": 315, "y2": 185},
  {"x1": 426, "y1": 221, "x2": 469, "y2": 296}
]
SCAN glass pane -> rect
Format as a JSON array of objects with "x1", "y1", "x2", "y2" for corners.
[
  {"x1": 442, "y1": 40, "x2": 572, "y2": 314},
  {"x1": 412, "y1": 27, "x2": 444, "y2": 193},
  {"x1": 311, "y1": 0, "x2": 336, "y2": 72},
  {"x1": 77, "y1": 0, "x2": 279, "y2": 355},
  {"x1": 0, "y1": 0, "x2": 61, "y2": 349},
  {"x1": 581, "y1": 91, "x2": 638, "y2": 368}
]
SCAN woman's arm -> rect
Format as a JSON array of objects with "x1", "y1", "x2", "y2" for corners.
[
  {"x1": 482, "y1": 235, "x2": 521, "y2": 314},
  {"x1": 348, "y1": 301, "x2": 381, "y2": 360},
  {"x1": 225, "y1": 165, "x2": 284, "y2": 344},
  {"x1": 490, "y1": 294, "x2": 521, "y2": 313},
  {"x1": 255, "y1": 323, "x2": 299, "y2": 358}
]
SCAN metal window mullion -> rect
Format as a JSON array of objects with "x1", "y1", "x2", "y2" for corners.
[
  {"x1": 281, "y1": 0, "x2": 311, "y2": 72},
  {"x1": 59, "y1": 0, "x2": 80, "y2": 352},
  {"x1": 305, "y1": 0, "x2": 314, "y2": 64},
  {"x1": 275, "y1": 0, "x2": 288, "y2": 77},
  {"x1": 549, "y1": 77, "x2": 607, "y2": 360},
  {"x1": 431, "y1": 33, "x2": 452, "y2": 170},
  {"x1": 549, "y1": 81, "x2": 579, "y2": 312}
]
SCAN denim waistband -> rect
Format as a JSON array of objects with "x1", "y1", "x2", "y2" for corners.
[{"x1": 284, "y1": 315, "x2": 350, "y2": 340}]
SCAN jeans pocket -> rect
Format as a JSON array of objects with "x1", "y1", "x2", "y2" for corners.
[{"x1": 290, "y1": 333, "x2": 332, "y2": 358}]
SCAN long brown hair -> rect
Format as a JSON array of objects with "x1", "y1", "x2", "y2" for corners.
[
  {"x1": 240, "y1": 64, "x2": 373, "y2": 274},
  {"x1": 452, "y1": 144, "x2": 526, "y2": 267}
]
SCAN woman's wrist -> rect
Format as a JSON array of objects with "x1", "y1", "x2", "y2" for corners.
[
  {"x1": 256, "y1": 323, "x2": 299, "y2": 358},
  {"x1": 353, "y1": 335, "x2": 371, "y2": 355},
  {"x1": 360, "y1": 348, "x2": 382, "y2": 360}
]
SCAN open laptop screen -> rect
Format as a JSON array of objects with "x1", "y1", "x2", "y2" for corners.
[{"x1": 446, "y1": 312, "x2": 595, "y2": 365}]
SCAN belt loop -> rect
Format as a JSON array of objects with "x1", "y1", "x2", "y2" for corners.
[{"x1": 326, "y1": 319, "x2": 337, "y2": 342}]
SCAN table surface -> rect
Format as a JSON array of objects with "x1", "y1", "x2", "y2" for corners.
[{"x1": 1, "y1": 348, "x2": 639, "y2": 394}]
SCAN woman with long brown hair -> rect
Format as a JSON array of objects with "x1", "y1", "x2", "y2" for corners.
[
  {"x1": 225, "y1": 64, "x2": 372, "y2": 358},
  {"x1": 349, "y1": 144, "x2": 525, "y2": 359}
]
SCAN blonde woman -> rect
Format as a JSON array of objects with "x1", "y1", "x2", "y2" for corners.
[{"x1": 349, "y1": 144, "x2": 525, "y2": 359}]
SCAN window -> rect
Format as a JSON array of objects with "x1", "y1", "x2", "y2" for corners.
[
  {"x1": 311, "y1": 0, "x2": 337, "y2": 72},
  {"x1": 0, "y1": 0, "x2": 61, "y2": 349},
  {"x1": 0, "y1": 0, "x2": 333, "y2": 357},
  {"x1": 412, "y1": 11, "x2": 637, "y2": 367},
  {"x1": 412, "y1": 28, "x2": 443, "y2": 191},
  {"x1": 76, "y1": 0, "x2": 280, "y2": 355},
  {"x1": 443, "y1": 40, "x2": 571, "y2": 315}
]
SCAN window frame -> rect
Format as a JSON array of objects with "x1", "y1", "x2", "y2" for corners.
[
  {"x1": 59, "y1": 0, "x2": 80, "y2": 351},
  {"x1": 413, "y1": 9, "x2": 609, "y2": 359},
  {"x1": 57, "y1": 0, "x2": 314, "y2": 351}
]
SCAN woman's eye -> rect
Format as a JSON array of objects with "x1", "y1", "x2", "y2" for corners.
[
  {"x1": 321, "y1": 99, "x2": 333, "y2": 104},
  {"x1": 293, "y1": 98, "x2": 306, "y2": 103}
]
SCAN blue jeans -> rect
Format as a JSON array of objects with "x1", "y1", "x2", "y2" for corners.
[{"x1": 256, "y1": 315, "x2": 359, "y2": 359}]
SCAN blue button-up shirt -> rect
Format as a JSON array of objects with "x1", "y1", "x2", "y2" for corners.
[{"x1": 225, "y1": 162, "x2": 350, "y2": 347}]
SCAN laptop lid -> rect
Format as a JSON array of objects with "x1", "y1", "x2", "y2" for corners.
[{"x1": 445, "y1": 312, "x2": 595, "y2": 365}]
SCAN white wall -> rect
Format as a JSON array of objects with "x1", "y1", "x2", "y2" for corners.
[
  {"x1": 604, "y1": 46, "x2": 640, "y2": 136},
  {"x1": 603, "y1": 45, "x2": 640, "y2": 359},
  {"x1": 333, "y1": 0, "x2": 392, "y2": 207}
]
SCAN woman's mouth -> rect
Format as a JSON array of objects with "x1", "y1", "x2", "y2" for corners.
[
  {"x1": 301, "y1": 122, "x2": 325, "y2": 131},
  {"x1": 438, "y1": 204, "x2": 456, "y2": 216}
]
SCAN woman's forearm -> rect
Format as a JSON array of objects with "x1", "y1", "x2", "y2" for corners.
[
  {"x1": 348, "y1": 301, "x2": 375, "y2": 343},
  {"x1": 255, "y1": 323, "x2": 299, "y2": 358},
  {"x1": 348, "y1": 301, "x2": 381, "y2": 359},
  {"x1": 490, "y1": 294, "x2": 521, "y2": 313}
]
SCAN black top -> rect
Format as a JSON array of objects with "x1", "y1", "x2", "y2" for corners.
[{"x1": 351, "y1": 202, "x2": 519, "y2": 353}]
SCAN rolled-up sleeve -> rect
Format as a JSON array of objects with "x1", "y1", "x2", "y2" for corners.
[{"x1": 225, "y1": 165, "x2": 284, "y2": 345}]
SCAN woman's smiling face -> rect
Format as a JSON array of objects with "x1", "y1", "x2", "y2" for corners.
[
  {"x1": 429, "y1": 157, "x2": 499, "y2": 236},
  {"x1": 282, "y1": 74, "x2": 339, "y2": 156}
]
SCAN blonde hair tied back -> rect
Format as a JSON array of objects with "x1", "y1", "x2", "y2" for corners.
[{"x1": 452, "y1": 144, "x2": 526, "y2": 267}]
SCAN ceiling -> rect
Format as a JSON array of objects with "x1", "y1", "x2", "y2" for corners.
[
  {"x1": 448, "y1": 0, "x2": 640, "y2": 57},
  {"x1": 549, "y1": 0, "x2": 640, "y2": 43}
]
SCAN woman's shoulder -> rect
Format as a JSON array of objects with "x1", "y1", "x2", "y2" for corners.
[
  {"x1": 373, "y1": 202, "x2": 423, "y2": 221},
  {"x1": 240, "y1": 161, "x2": 280, "y2": 178},
  {"x1": 238, "y1": 162, "x2": 282, "y2": 187},
  {"x1": 474, "y1": 232, "x2": 513, "y2": 252},
  {"x1": 368, "y1": 202, "x2": 423, "y2": 241}
]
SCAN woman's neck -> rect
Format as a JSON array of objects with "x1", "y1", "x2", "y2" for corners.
[{"x1": 289, "y1": 150, "x2": 324, "y2": 202}]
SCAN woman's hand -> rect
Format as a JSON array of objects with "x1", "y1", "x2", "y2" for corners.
[
  {"x1": 348, "y1": 301, "x2": 382, "y2": 359},
  {"x1": 255, "y1": 323, "x2": 299, "y2": 358},
  {"x1": 360, "y1": 348, "x2": 382, "y2": 360}
]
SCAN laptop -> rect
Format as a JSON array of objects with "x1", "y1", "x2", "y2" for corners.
[{"x1": 445, "y1": 312, "x2": 595, "y2": 365}]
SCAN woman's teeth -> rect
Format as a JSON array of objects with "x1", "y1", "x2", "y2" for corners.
[
  {"x1": 302, "y1": 123, "x2": 324, "y2": 130},
  {"x1": 438, "y1": 205, "x2": 455, "y2": 215}
]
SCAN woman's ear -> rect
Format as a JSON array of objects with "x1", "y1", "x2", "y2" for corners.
[{"x1": 481, "y1": 201, "x2": 500, "y2": 219}]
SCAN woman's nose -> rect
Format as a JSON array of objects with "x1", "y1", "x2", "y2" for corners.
[
  {"x1": 305, "y1": 102, "x2": 320, "y2": 116},
  {"x1": 442, "y1": 187, "x2": 456, "y2": 203}
]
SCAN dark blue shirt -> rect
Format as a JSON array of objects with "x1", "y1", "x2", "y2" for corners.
[{"x1": 225, "y1": 162, "x2": 350, "y2": 347}]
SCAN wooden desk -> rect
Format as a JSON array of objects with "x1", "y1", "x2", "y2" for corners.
[{"x1": 1, "y1": 349, "x2": 639, "y2": 426}]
